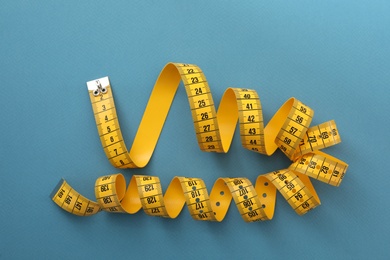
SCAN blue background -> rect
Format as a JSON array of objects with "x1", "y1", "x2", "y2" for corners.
[{"x1": 1, "y1": 0, "x2": 389, "y2": 259}]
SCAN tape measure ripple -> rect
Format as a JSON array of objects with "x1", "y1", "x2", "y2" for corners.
[{"x1": 51, "y1": 62, "x2": 348, "y2": 221}]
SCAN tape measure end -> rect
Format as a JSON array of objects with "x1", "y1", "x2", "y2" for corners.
[
  {"x1": 86, "y1": 77, "x2": 110, "y2": 91},
  {"x1": 50, "y1": 178, "x2": 65, "y2": 199}
]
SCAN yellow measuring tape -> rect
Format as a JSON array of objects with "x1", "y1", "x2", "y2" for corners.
[{"x1": 51, "y1": 63, "x2": 348, "y2": 222}]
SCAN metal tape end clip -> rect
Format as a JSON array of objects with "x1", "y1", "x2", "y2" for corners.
[{"x1": 86, "y1": 76, "x2": 110, "y2": 96}]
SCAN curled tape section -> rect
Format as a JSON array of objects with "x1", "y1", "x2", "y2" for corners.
[
  {"x1": 51, "y1": 62, "x2": 348, "y2": 221},
  {"x1": 52, "y1": 150, "x2": 347, "y2": 221}
]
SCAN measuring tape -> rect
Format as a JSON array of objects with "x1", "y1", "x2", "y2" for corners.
[{"x1": 51, "y1": 63, "x2": 348, "y2": 222}]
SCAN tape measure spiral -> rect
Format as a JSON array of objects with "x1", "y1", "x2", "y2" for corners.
[{"x1": 51, "y1": 62, "x2": 348, "y2": 222}]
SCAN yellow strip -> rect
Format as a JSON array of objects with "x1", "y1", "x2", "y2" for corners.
[{"x1": 51, "y1": 62, "x2": 348, "y2": 221}]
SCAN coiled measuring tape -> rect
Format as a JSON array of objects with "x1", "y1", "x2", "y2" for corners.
[{"x1": 51, "y1": 63, "x2": 348, "y2": 222}]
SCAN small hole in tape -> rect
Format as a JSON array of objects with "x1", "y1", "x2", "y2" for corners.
[
  {"x1": 264, "y1": 182, "x2": 268, "y2": 186},
  {"x1": 192, "y1": 186, "x2": 196, "y2": 190},
  {"x1": 262, "y1": 193, "x2": 267, "y2": 198},
  {"x1": 244, "y1": 195, "x2": 248, "y2": 200},
  {"x1": 216, "y1": 202, "x2": 220, "y2": 206},
  {"x1": 220, "y1": 191, "x2": 224, "y2": 196},
  {"x1": 196, "y1": 198, "x2": 200, "y2": 202},
  {"x1": 262, "y1": 204, "x2": 266, "y2": 208}
]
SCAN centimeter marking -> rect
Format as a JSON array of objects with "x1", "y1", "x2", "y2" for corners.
[
  {"x1": 51, "y1": 179, "x2": 100, "y2": 216},
  {"x1": 292, "y1": 120, "x2": 341, "y2": 160}
]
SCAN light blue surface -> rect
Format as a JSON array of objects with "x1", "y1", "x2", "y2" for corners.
[{"x1": 1, "y1": 0, "x2": 389, "y2": 259}]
